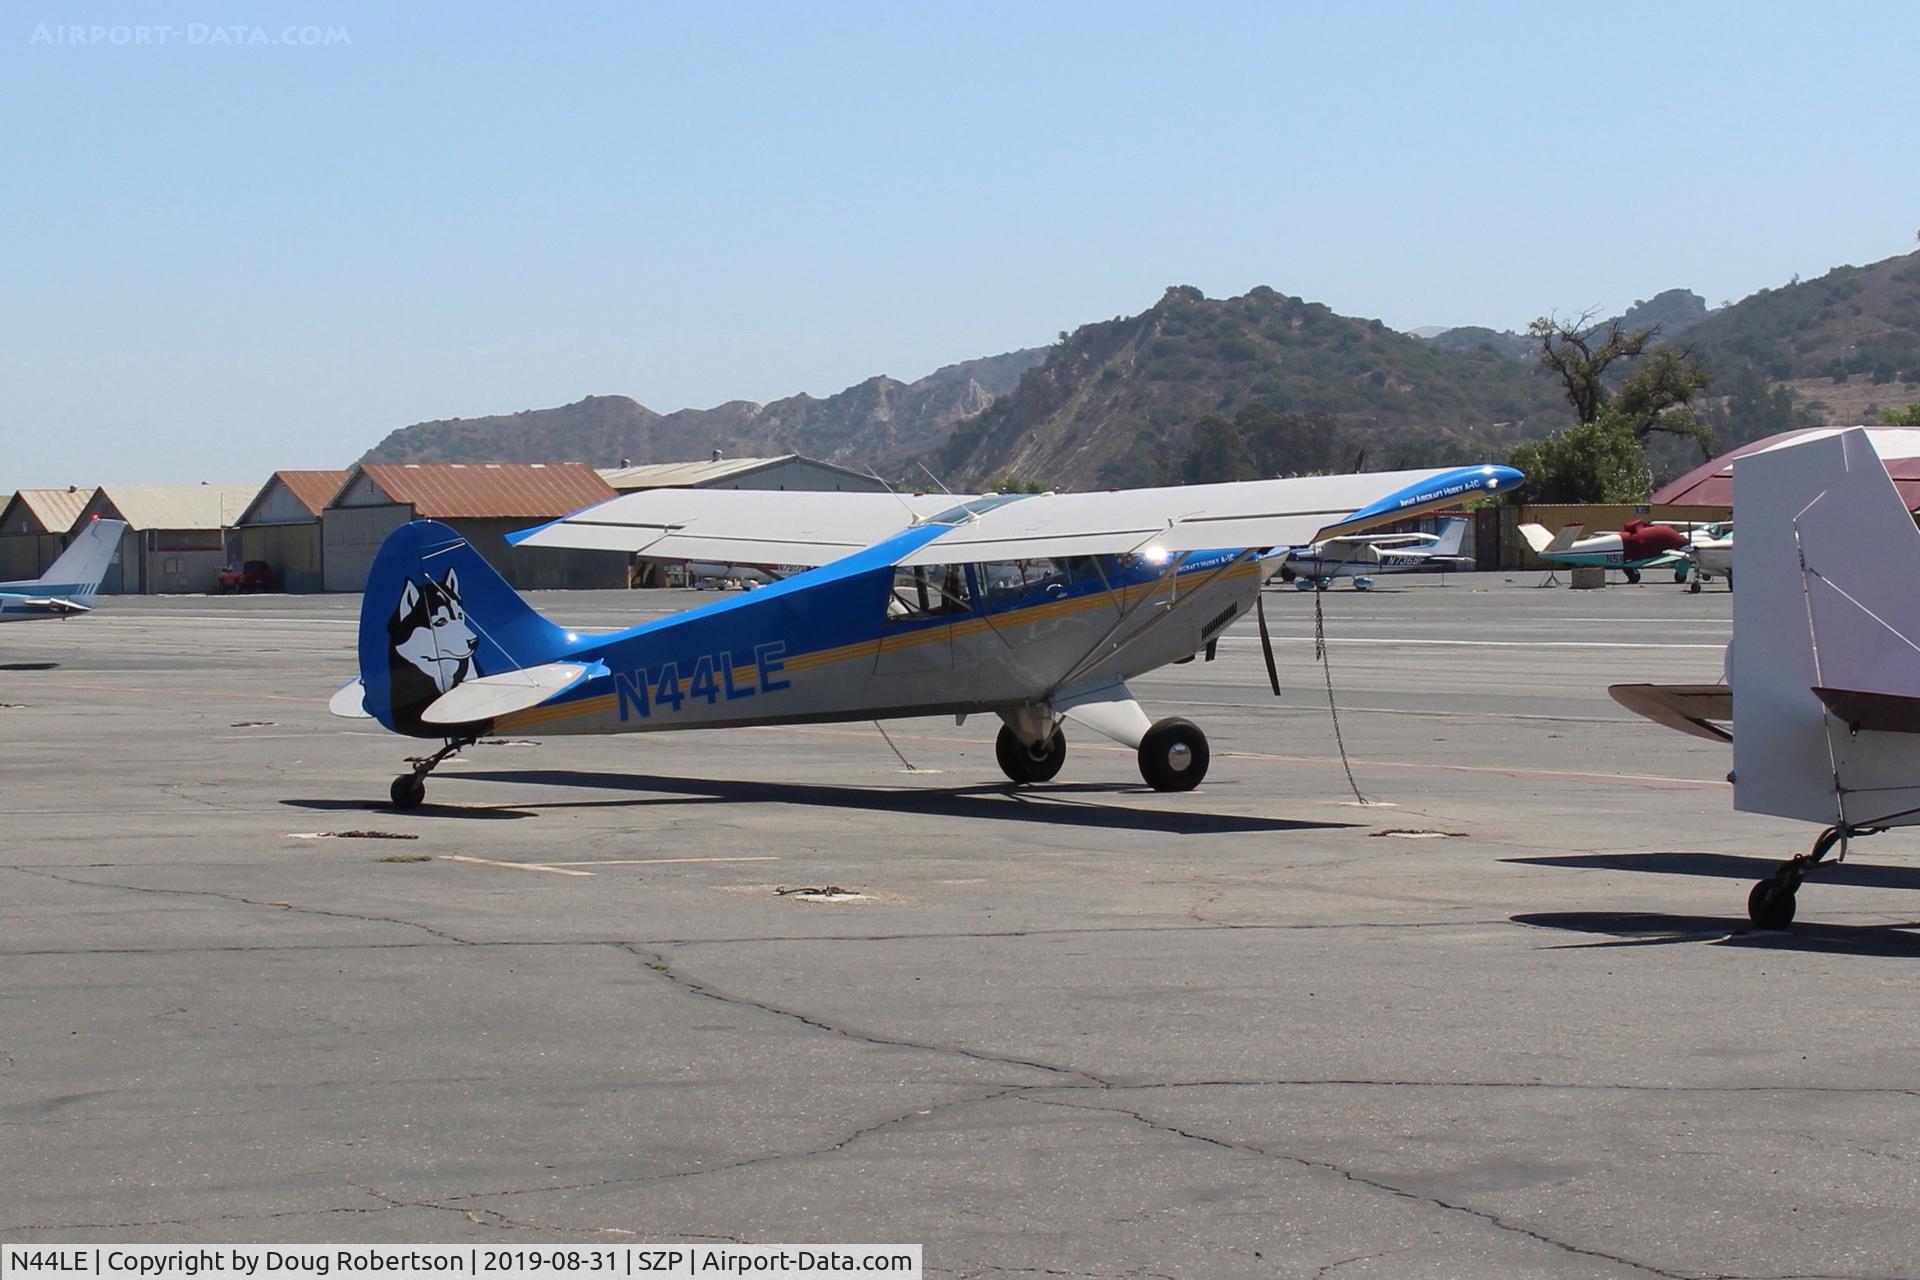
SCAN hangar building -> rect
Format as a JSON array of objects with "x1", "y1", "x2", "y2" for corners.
[
  {"x1": 74, "y1": 484, "x2": 258, "y2": 594},
  {"x1": 231, "y1": 470, "x2": 349, "y2": 593},
  {"x1": 0, "y1": 487, "x2": 96, "y2": 581},
  {"x1": 321, "y1": 462, "x2": 622, "y2": 593}
]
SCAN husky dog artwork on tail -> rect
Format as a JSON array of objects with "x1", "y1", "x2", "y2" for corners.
[{"x1": 385, "y1": 570, "x2": 480, "y2": 734}]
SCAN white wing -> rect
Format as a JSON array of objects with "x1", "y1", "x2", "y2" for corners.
[
  {"x1": 509, "y1": 466, "x2": 1520, "y2": 570},
  {"x1": 893, "y1": 466, "x2": 1517, "y2": 566},
  {"x1": 508, "y1": 489, "x2": 965, "y2": 565}
]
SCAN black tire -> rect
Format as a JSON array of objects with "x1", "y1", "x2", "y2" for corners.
[
  {"x1": 1689, "y1": 579, "x2": 1702, "y2": 594},
  {"x1": 1624, "y1": 567, "x2": 1642, "y2": 584},
  {"x1": 995, "y1": 724, "x2": 1066, "y2": 784},
  {"x1": 1138, "y1": 717, "x2": 1209, "y2": 791},
  {"x1": 1747, "y1": 878, "x2": 1796, "y2": 930},
  {"x1": 390, "y1": 774, "x2": 426, "y2": 809}
]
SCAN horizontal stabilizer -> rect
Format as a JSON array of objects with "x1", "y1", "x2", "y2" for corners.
[
  {"x1": 12, "y1": 597, "x2": 91, "y2": 615},
  {"x1": 421, "y1": 660, "x2": 605, "y2": 726},
  {"x1": 1518, "y1": 523, "x2": 1583, "y2": 555},
  {"x1": 1811, "y1": 687, "x2": 1920, "y2": 735},
  {"x1": 329, "y1": 678, "x2": 371, "y2": 719},
  {"x1": 1608, "y1": 683, "x2": 1732, "y2": 743}
]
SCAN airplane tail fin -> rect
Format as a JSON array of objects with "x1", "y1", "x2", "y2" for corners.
[
  {"x1": 1517, "y1": 523, "x2": 1581, "y2": 555},
  {"x1": 356, "y1": 519, "x2": 578, "y2": 736},
  {"x1": 1733, "y1": 427, "x2": 1920, "y2": 828},
  {"x1": 1431, "y1": 517, "x2": 1467, "y2": 558},
  {"x1": 28, "y1": 518, "x2": 126, "y2": 602}
]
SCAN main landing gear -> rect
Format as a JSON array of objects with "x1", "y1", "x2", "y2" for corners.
[
  {"x1": 995, "y1": 724, "x2": 1067, "y2": 784},
  {"x1": 994, "y1": 716, "x2": 1211, "y2": 791},
  {"x1": 389, "y1": 736, "x2": 476, "y2": 809},
  {"x1": 1746, "y1": 824, "x2": 1870, "y2": 930}
]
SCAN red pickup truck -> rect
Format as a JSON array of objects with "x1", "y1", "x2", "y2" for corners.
[{"x1": 218, "y1": 560, "x2": 273, "y2": 592}]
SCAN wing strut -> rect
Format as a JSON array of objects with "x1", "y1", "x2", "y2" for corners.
[{"x1": 1255, "y1": 593, "x2": 1283, "y2": 697}]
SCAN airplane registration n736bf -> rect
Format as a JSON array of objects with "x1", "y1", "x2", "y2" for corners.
[{"x1": 331, "y1": 465, "x2": 1521, "y2": 808}]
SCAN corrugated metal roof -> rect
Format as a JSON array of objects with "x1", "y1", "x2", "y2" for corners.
[
  {"x1": 350, "y1": 463, "x2": 615, "y2": 519},
  {"x1": 5, "y1": 486, "x2": 97, "y2": 534},
  {"x1": 276, "y1": 470, "x2": 351, "y2": 517},
  {"x1": 91, "y1": 484, "x2": 258, "y2": 531},
  {"x1": 599, "y1": 456, "x2": 794, "y2": 490},
  {"x1": 1654, "y1": 427, "x2": 1920, "y2": 511}
]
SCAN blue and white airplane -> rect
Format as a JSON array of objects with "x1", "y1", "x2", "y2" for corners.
[
  {"x1": 1278, "y1": 516, "x2": 1471, "y2": 590},
  {"x1": 330, "y1": 466, "x2": 1521, "y2": 807},
  {"x1": 0, "y1": 517, "x2": 125, "y2": 622}
]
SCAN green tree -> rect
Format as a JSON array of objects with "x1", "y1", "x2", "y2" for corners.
[
  {"x1": 1178, "y1": 414, "x2": 1252, "y2": 484},
  {"x1": 1501, "y1": 411, "x2": 1649, "y2": 505},
  {"x1": 1235, "y1": 405, "x2": 1337, "y2": 477},
  {"x1": 1878, "y1": 403, "x2": 1920, "y2": 426},
  {"x1": 1532, "y1": 313, "x2": 1716, "y2": 459}
]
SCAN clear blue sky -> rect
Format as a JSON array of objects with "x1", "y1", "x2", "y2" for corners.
[{"x1": 4, "y1": 0, "x2": 1917, "y2": 488}]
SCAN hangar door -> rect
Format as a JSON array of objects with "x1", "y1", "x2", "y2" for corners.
[{"x1": 323, "y1": 505, "x2": 410, "y2": 593}]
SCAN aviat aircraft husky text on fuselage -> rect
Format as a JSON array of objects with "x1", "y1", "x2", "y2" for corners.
[{"x1": 331, "y1": 466, "x2": 1520, "y2": 807}]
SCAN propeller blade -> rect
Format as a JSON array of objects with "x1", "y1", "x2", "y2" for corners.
[{"x1": 1255, "y1": 593, "x2": 1282, "y2": 697}]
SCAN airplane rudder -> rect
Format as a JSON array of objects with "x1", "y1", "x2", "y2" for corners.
[{"x1": 357, "y1": 519, "x2": 566, "y2": 734}]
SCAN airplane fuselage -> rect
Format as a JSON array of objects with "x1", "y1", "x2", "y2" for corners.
[{"x1": 367, "y1": 525, "x2": 1269, "y2": 739}]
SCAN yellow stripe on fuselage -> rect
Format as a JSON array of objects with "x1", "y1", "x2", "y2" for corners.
[{"x1": 494, "y1": 562, "x2": 1259, "y2": 731}]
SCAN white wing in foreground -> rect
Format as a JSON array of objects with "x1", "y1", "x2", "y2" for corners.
[
  {"x1": 894, "y1": 466, "x2": 1518, "y2": 566},
  {"x1": 511, "y1": 466, "x2": 1520, "y2": 569}
]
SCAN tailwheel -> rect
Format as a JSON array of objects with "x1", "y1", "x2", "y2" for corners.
[
  {"x1": 996, "y1": 724, "x2": 1066, "y2": 784},
  {"x1": 1138, "y1": 717, "x2": 1209, "y2": 791},
  {"x1": 1747, "y1": 877, "x2": 1796, "y2": 930},
  {"x1": 387, "y1": 735, "x2": 476, "y2": 809}
]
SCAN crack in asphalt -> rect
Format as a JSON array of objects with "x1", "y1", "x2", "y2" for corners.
[
  {"x1": 1022, "y1": 1094, "x2": 1697, "y2": 1279},
  {"x1": 623, "y1": 944, "x2": 1110, "y2": 1087},
  {"x1": 6, "y1": 866, "x2": 477, "y2": 946},
  {"x1": 418, "y1": 1088, "x2": 1024, "y2": 1210},
  {"x1": 8, "y1": 880, "x2": 1912, "y2": 1277}
]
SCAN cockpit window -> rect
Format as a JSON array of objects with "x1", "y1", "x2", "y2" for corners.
[
  {"x1": 977, "y1": 557, "x2": 1087, "y2": 604},
  {"x1": 921, "y1": 493, "x2": 1034, "y2": 526},
  {"x1": 885, "y1": 564, "x2": 972, "y2": 622}
]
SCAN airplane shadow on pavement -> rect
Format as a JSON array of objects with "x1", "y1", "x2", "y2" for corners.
[
  {"x1": 1506, "y1": 851, "x2": 1920, "y2": 892},
  {"x1": 1509, "y1": 851, "x2": 1920, "y2": 956},
  {"x1": 370, "y1": 768, "x2": 1354, "y2": 837},
  {"x1": 1513, "y1": 911, "x2": 1920, "y2": 957}
]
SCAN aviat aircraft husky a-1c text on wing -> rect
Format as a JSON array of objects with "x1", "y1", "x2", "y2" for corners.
[{"x1": 331, "y1": 465, "x2": 1521, "y2": 807}]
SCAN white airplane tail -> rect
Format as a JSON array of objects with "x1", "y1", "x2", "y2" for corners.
[
  {"x1": 1430, "y1": 517, "x2": 1467, "y2": 558},
  {"x1": 1732, "y1": 427, "x2": 1920, "y2": 829},
  {"x1": 1518, "y1": 522, "x2": 1582, "y2": 555},
  {"x1": 6, "y1": 518, "x2": 125, "y2": 603}
]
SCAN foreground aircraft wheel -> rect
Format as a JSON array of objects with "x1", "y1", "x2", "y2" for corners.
[
  {"x1": 1747, "y1": 878, "x2": 1797, "y2": 930},
  {"x1": 390, "y1": 774, "x2": 426, "y2": 809},
  {"x1": 1624, "y1": 568, "x2": 1642, "y2": 584},
  {"x1": 1138, "y1": 717, "x2": 1210, "y2": 792},
  {"x1": 995, "y1": 725, "x2": 1066, "y2": 784}
]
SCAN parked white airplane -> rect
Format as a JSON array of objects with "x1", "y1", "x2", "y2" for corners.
[
  {"x1": 1610, "y1": 427, "x2": 1920, "y2": 927},
  {"x1": 0, "y1": 518, "x2": 125, "y2": 622},
  {"x1": 1277, "y1": 517, "x2": 1471, "y2": 590},
  {"x1": 1681, "y1": 523, "x2": 1733, "y2": 592}
]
